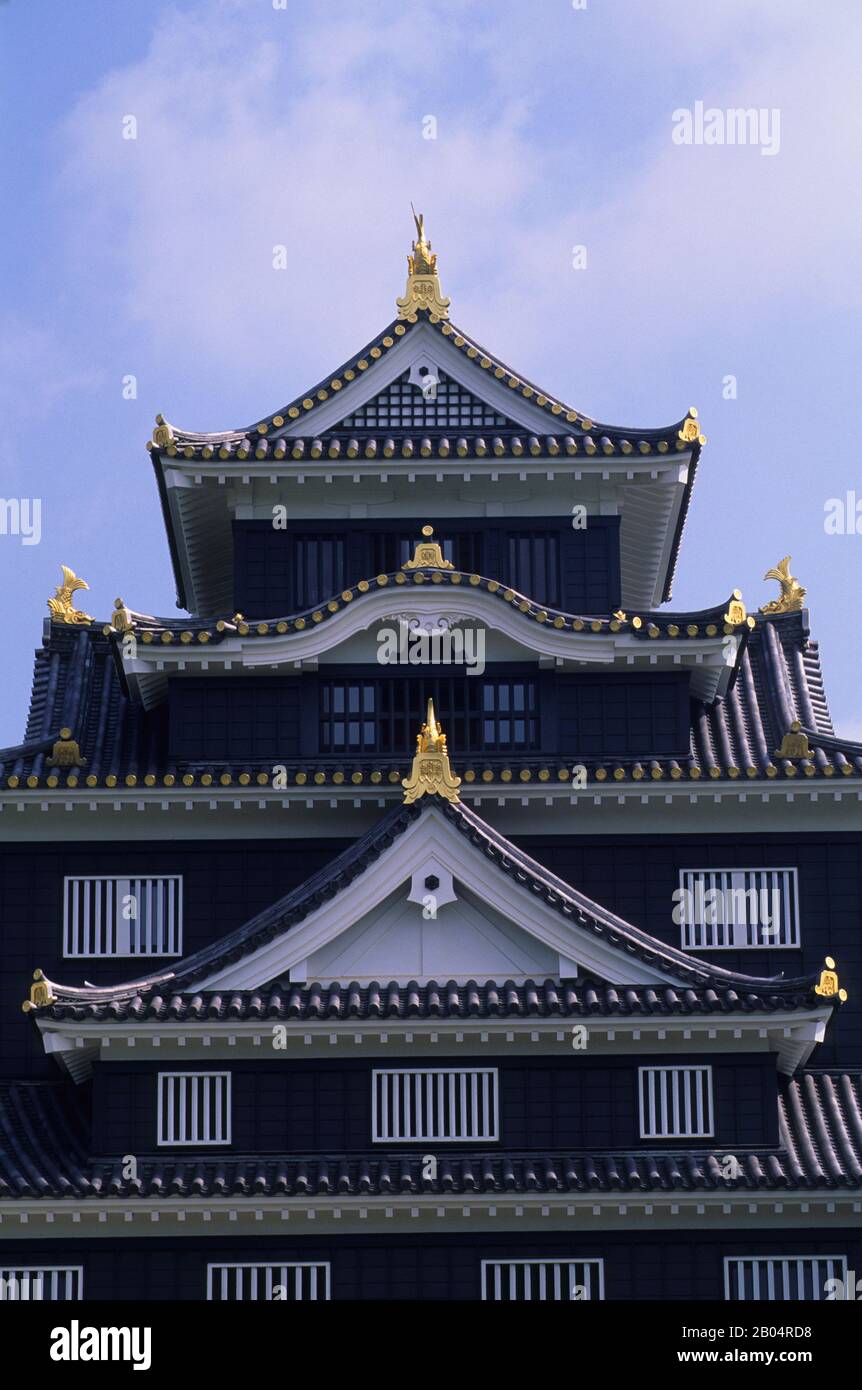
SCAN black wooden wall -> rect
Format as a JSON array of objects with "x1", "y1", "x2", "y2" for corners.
[
  {"x1": 91, "y1": 1054, "x2": 777, "y2": 1154},
  {"x1": 520, "y1": 832, "x2": 862, "y2": 1067},
  {"x1": 166, "y1": 670, "x2": 692, "y2": 762},
  {"x1": 0, "y1": 838, "x2": 351, "y2": 1078},
  {"x1": 0, "y1": 1229, "x2": 855, "y2": 1301},
  {"x1": 3, "y1": 830, "x2": 860, "y2": 1080},
  {"x1": 232, "y1": 516, "x2": 622, "y2": 616}
]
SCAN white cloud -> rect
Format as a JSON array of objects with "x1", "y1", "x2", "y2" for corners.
[{"x1": 50, "y1": 0, "x2": 861, "y2": 428}]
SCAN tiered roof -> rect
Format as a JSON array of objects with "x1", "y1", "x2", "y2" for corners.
[
  {"x1": 24, "y1": 794, "x2": 842, "y2": 1011},
  {"x1": 148, "y1": 226, "x2": 705, "y2": 614},
  {"x1": 2, "y1": 606, "x2": 859, "y2": 792},
  {"x1": 3, "y1": 1072, "x2": 861, "y2": 1200}
]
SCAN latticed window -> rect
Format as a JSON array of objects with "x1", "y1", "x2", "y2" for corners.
[
  {"x1": 337, "y1": 369, "x2": 512, "y2": 430},
  {"x1": 372, "y1": 1068, "x2": 499, "y2": 1143},
  {"x1": 678, "y1": 868, "x2": 800, "y2": 950},
  {"x1": 157, "y1": 1072, "x2": 231, "y2": 1146},
  {"x1": 724, "y1": 1256, "x2": 847, "y2": 1301},
  {"x1": 481, "y1": 679, "x2": 537, "y2": 750},
  {"x1": 289, "y1": 535, "x2": 346, "y2": 609},
  {"x1": 320, "y1": 678, "x2": 539, "y2": 755},
  {"x1": 207, "y1": 1262, "x2": 330, "y2": 1301},
  {"x1": 0, "y1": 1267, "x2": 83, "y2": 1301},
  {"x1": 638, "y1": 1066, "x2": 714, "y2": 1139},
  {"x1": 63, "y1": 876, "x2": 182, "y2": 958},
  {"x1": 507, "y1": 531, "x2": 561, "y2": 606},
  {"x1": 481, "y1": 1259, "x2": 604, "y2": 1301}
]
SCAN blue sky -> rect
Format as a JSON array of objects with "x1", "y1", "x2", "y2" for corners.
[{"x1": 1, "y1": 0, "x2": 860, "y2": 743}]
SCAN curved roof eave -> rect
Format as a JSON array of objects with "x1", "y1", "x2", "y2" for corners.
[{"x1": 26, "y1": 797, "x2": 836, "y2": 1015}]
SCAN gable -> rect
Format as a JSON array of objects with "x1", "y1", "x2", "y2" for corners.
[
  {"x1": 269, "y1": 320, "x2": 570, "y2": 438},
  {"x1": 191, "y1": 804, "x2": 681, "y2": 991},
  {"x1": 333, "y1": 367, "x2": 519, "y2": 433},
  {"x1": 299, "y1": 885, "x2": 562, "y2": 985}
]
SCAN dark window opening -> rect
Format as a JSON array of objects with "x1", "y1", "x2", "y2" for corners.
[
  {"x1": 320, "y1": 678, "x2": 539, "y2": 755},
  {"x1": 290, "y1": 536, "x2": 346, "y2": 610},
  {"x1": 370, "y1": 531, "x2": 483, "y2": 575},
  {"x1": 507, "y1": 531, "x2": 561, "y2": 607}
]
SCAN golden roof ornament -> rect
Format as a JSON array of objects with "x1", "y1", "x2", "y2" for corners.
[
  {"x1": 678, "y1": 408, "x2": 707, "y2": 445},
  {"x1": 111, "y1": 598, "x2": 134, "y2": 632},
  {"x1": 402, "y1": 525, "x2": 454, "y2": 571},
  {"x1": 814, "y1": 956, "x2": 847, "y2": 1003},
  {"x1": 152, "y1": 414, "x2": 174, "y2": 448},
  {"x1": 47, "y1": 566, "x2": 93, "y2": 625},
  {"x1": 723, "y1": 590, "x2": 747, "y2": 627},
  {"x1": 21, "y1": 969, "x2": 56, "y2": 1013},
  {"x1": 402, "y1": 698, "x2": 462, "y2": 804},
  {"x1": 760, "y1": 556, "x2": 806, "y2": 615},
  {"x1": 775, "y1": 721, "x2": 811, "y2": 759},
  {"x1": 396, "y1": 207, "x2": 451, "y2": 321},
  {"x1": 46, "y1": 728, "x2": 87, "y2": 768}
]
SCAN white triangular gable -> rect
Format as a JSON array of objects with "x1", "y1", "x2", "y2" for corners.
[
  {"x1": 273, "y1": 321, "x2": 567, "y2": 438},
  {"x1": 295, "y1": 886, "x2": 561, "y2": 984},
  {"x1": 193, "y1": 804, "x2": 683, "y2": 991}
]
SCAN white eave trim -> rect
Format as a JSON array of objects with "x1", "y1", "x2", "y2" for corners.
[
  {"x1": 121, "y1": 587, "x2": 732, "y2": 709},
  {"x1": 2, "y1": 1189, "x2": 859, "y2": 1233}
]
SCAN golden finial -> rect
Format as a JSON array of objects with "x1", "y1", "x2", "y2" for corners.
[
  {"x1": 22, "y1": 969, "x2": 56, "y2": 1013},
  {"x1": 47, "y1": 566, "x2": 93, "y2": 625},
  {"x1": 396, "y1": 208, "x2": 451, "y2": 321},
  {"x1": 402, "y1": 698, "x2": 462, "y2": 804},
  {"x1": 402, "y1": 524, "x2": 455, "y2": 571},
  {"x1": 775, "y1": 721, "x2": 811, "y2": 759},
  {"x1": 46, "y1": 727, "x2": 87, "y2": 768},
  {"x1": 760, "y1": 556, "x2": 806, "y2": 615},
  {"x1": 814, "y1": 956, "x2": 847, "y2": 1003}
]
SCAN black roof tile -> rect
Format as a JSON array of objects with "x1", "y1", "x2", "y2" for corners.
[
  {"x1": 2, "y1": 607, "x2": 859, "y2": 790},
  {"x1": 3, "y1": 1073, "x2": 861, "y2": 1200},
  {"x1": 40, "y1": 976, "x2": 823, "y2": 1025},
  {"x1": 30, "y1": 795, "x2": 834, "y2": 1013}
]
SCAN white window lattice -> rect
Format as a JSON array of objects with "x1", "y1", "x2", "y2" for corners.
[
  {"x1": 678, "y1": 868, "x2": 799, "y2": 950},
  {"x1": 157, "y1": 1072, "x2": 231, "y2": 1147},
  {"x1": 639, "y1": 1066, "x2": 714, "y2": 1139},
  {"x1": 0, "y1": 1266, "x2": 82, "y2": 1300},
  {"x1": 338, "y1": 369, "x2": 511, "y2": 431},
  {"x1": 724, "y1": 1256, "x2": 848, "y2": 1301},
  {"x1": 481, "y1": 1258, "x2": 604, "y2": 1301},
  {"x1": 372, "y1": 1067, "x2": 499, "y2": 1143},
  {"x1": 63, "y1": 875, "x2": 182, "y2": 957},
  {"x1": 207, "y1": 1262, "x2": 330, "y2": 1301}
]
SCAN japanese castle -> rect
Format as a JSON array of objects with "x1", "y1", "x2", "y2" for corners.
[{"x1": 2, "y1": 216, "x2": 860, "y2": 1303}]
